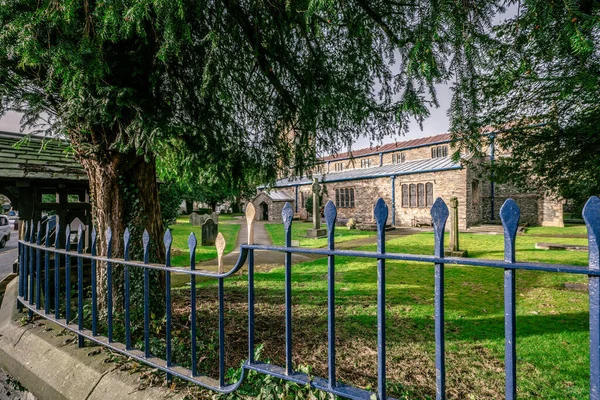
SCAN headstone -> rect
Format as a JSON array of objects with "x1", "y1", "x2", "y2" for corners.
[
  {"x1": 447, "y1": 197, "x2": 468, "y2": 257},
  {"x1": 211, "y1": 212, "x2": 219, "y2": 224},
  {"x1": 189, "y1": 212, "x2": 202, "y2": 226},
  {"x1": 306, "y1": 178, "x2": 326, "y2": 238},
  {"x1": 202, "y1": 218, "x2": 218, "y2": 246}
]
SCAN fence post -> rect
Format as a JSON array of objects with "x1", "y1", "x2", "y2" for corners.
[
  {"x1": 374, "y1": 198, "x2": 388, "y2": 399},
  {"x1": 282, "y1": 202, "x2": 294, "y2": 376},
  {"x1": 65, "y1": 225, "x2": 71, "y2": 323},
  {"x1": 163, "y1": 229, "x2": 173, "y2": 381},
  {"x1": 124, "y1": 228, "x2": 132, "y2": 350},
  {"x1": 142, "y1": 229, "x2": 150, "y2": 358},
  {"x1": 501, "y1": 199, "x2": 520, "y2": 400},
  {"x1": 77, "y1": 225, "x2": 84, "y2": 347},
  {"x1": 431, "y1": 198, "x2": 449, "y2": 400},
  {"x1": 246, "y1": 204, "x2": 256, "y2": 364},
  {"x1": 106, "y1": 227, "x2": 114, "y2": 342},
  {"x1": 189, "y1": 232, "x2": 198, "y2": 376},
  {"x1": 44, "y1": 223, "x2": 51, "y2": 315},
  {"x1": 584, "y1": 196, "x2": 600, "y2": 400},
  {"x1": 35, "y1": 221, "x2": 42, "y2": 310},
  {"x1": 91, "y1": 228, "x2": 97, "y2": 336},
  {"x1": 54, "y1": 223, "x2": 60, "y2": 320},
  {"x1": 325, "y1": 200, "x2": 337, "y2": 388}
]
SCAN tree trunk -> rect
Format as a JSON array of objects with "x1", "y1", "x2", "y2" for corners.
[{"x1": 79, "y1": 150, "x2": 166, "y2": 315}]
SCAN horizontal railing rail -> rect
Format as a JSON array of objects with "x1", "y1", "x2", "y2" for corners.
[{"x1": 16, "y1": 196, "x2": 600, "y2": 400}]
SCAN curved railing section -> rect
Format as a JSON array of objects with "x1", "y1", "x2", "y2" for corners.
[{"x1": 16, "y1": 196, "x2": 600, "y2": 400}]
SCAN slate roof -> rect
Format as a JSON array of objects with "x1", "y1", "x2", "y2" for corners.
[
  {"x1": 267, "y1": 156, "x2": 461, "y2": 188},
  {"x1": 322, "y1": 133, "x2": 452, "y2": 162},
  {"x1": 0, "y1": 131, "x2": 87, "y2": 181}
]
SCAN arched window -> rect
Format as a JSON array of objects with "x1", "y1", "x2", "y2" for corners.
[
  {"x1": 401, "y1": 184, "x2": 408, "y2": 207},
  {"x1": 409, "y1": 184, "x2": 417, "y2": 208},
  {"x1": 417, "y1": 183, "x2": 425, "y2": 207},
  {"x1": 426, "y1": 183, "x2": 433, "y2": 207}
]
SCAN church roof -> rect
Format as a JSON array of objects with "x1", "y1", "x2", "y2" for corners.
[
  {"x1": 321, "y1": 133, "x2": 452, "y2": 162},
  {"x1": 0, "y1": 132, "x2": 87, "y2": 181},
  {"x1": 265, "y1": 156, "x2": 461, "y2": 189}
]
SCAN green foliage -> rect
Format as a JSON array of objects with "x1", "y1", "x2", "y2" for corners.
[
  {"x1": 305, "y1": 196, "x2": 314, "y2": 215},
  {"x1": 0, "y1": 0, "x2": 505, "y2": 182},
  {"x1": 451, "y1": 0, "x2": 600, "y2": 201},
  {"x1": 158, "y1": 180, "x2": 184, "y2": 226}
]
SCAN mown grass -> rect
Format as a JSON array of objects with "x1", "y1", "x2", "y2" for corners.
[
  {"x1": 523, "y1": 223, "x2": 587, "y2": 236},
  {"x1": 265, "y1": 221, "x2": 376, "y2": 248},
  {"x1": 182, "y1": 230, "x2": 591, "y2": 399},
  {"x1": 167, "y1": 220, "x2": 240, "y2": 267}
]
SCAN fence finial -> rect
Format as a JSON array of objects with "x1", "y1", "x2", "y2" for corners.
[
  {"x1": 65, "y1": 224, "x2": 71, "y2": 250},
  {"x1": 373, "y1": 198, "x2": 388, "y2": 231},
  {"x1": 216, "y1": 232, "x2": 226, "y2": 274},
  {"x1": 246, "y1": 202, "x2": 256, "y2": 244},
  {"x1": 583, "y1": 196, "x2": 600, "y2": 269},
  {"x1": 77, "y1": 224, "x2": 84, "y2": 252},
  {"x1": 36, "y1": 221, "x2": 42, "y2": 245},
  {"x1": 430, "y1": 198, "x2": 449, "y2": 256},
  {"x1": 282, "y1": 202, "x2": 293, "y2": 232},
  {"x1": 500, "y1": 199, "x2": 520, "y2": 263},
  {"x1": 325, "y1": 200, "x2": 337, "y2": 230},
  {"x1": 163, "y1": 229, "x2": 172, "y2": 249},
  {"x1": 143, "y1": 229, "x2": 150, "y2": 254},
  {"x1": 188, "y1": 232, "x2": 197, "y2": 253},
  {"x1": 45, "y1": 220, "x2": 51, "y2": 247}
]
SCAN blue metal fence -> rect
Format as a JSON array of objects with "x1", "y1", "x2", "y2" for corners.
[{"x1": 16, "y1": 196, "x2": 600, "y2": 400}]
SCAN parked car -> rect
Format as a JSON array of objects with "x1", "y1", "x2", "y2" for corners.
[{"x1": 0, "y1": 215, "x2": 11, "y2": 248}]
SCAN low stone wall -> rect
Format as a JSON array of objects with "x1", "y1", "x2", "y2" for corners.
[{"x1": 0, "y1": 279, "x2": 184, "y2": 400}]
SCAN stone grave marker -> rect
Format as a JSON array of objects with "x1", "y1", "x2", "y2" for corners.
[
  {"x1": 306, "y1": 178, "x2": 327, "y2": 238},
  {"x1": 447, "y1": 197, "x2": 468, "y2": 257},
  {"x1": 202, "y1": 218, "x2": 218, "y2": 246},
  {"x1": 189, "y1": 212, "x2": 201, "y2": 226}
]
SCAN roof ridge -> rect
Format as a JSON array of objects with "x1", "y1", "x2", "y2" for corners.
[{"x1": 322, "y1": 132, "x2": 452, "y2": 162}]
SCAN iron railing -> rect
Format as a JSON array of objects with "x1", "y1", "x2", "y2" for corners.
[{"x1": 16, "y1": 196, "x2": 600, "y2": 400}]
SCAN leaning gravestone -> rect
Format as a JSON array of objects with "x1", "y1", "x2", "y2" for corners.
[
  {"x1": 189, "y1": 212, "x2": 202, "y2": 226},
  {"x1": 202, "y1": 218, "x2": 218, "y2": 246},
  {"x1": 210, "y1": 212, "x2": 219, "y2": 224}
]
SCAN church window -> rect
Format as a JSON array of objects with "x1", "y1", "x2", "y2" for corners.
[
  {"x1": 417, "y1": 183, "x2": 425, "y2": 207},
  {"x1": 392, "y1": 153, "x2": 406, "y2": 164},
  {"x1": 335, "y1": 188, "x2": 355, "y2": 208},
  {"x1": 360, "y1": 159, "x2": 372, "y2": 168},
  {"x1": 401, "y1": 184, "x2": 409, "y2": 207},
  {"x1": 431, "y1": 145, "x2": 448, "y2": 158},
  {"x1": 334, "y1": 162, "x2": 344, "y2": 172},
  {"x1": 409, "y1": 184, "x2": 417, "y2": 207},
  {"x1": 426, "y1": 183, "x2": 434, "y2": 207}
]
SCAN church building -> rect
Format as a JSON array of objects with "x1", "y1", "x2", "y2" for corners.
[{"x1": 251, "y1": 133, "x2": 564, "y2": 229}]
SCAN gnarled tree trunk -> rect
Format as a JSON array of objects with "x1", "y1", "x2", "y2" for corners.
[{"x1": 78, "y1": 148, "x2": 166, "y2": 315}]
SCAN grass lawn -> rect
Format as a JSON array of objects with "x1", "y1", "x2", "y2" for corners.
[
  {"x1": 523, "y1": 223, "x2": 587, "y2": 236},
  {"x1": 265, "y1": 221, "x2": 377, "y2": 247},
  {"x1": 180, "y1": 230, "x2": 591, "y2": 399},
  {"x1": 167, "y1": 220, "x2": 240, "y2": 267}
]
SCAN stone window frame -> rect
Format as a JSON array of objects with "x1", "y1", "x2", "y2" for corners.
[
  {"x1": 401, "y1": 182, "x2": 434, "y2": 208},
  {"x1": 392, "y1": 152, "x2": 406, "y2": 164},
  {"x1": 335, "y1": 187, "x2": 355, "y2": 208},
  {"x1": 431, "y1": 145, "x2": 448, "y2": 159},
  {"x1": 360, "y1": 158, "x2": 372, "y2": 169},
  {"x1": 334, "y1": 162, "x2": 344, "y2": 172}
]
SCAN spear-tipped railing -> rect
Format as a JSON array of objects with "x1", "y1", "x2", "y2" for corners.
[{"x1": 16, "y1": 196, "x2": 600, "y2": 399}]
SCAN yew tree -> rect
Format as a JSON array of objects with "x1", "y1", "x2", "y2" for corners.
[
  {"x1": 451, "y1": 0, "x2": 600, "y2": 205},
  {"x1": 0, "y1": 0, "x2": 502, "y2": 263}
]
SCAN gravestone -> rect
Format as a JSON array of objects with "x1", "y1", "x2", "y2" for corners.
[
  {"x1": 306, "y1": 178, "x2": 327, "y2": 238},
  {"x1": 446, "y1": 197, "x2": 468, "y2": 257},
  {"x1": 202, "y1": 218, "x2": 218, "y2": 246},
  {"x1": 211, "y1": 212, "x2": 219, "y2": 224},
  {"x1": 189, "y1": 212, "x2": 202, "y2": 226}
]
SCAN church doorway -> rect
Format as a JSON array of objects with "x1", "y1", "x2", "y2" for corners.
[{"x1": 260, "y1": 202, "x2": 269, "y2": 221}]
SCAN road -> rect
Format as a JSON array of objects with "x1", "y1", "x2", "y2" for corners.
[{"x1": 0, "y1": 232, "x2": 17, "y2": 282}]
